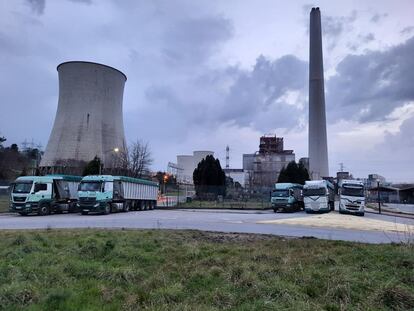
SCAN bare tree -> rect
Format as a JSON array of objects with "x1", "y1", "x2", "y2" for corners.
[{"x1": 128, "y1": 140, "x2": 153, "y2": 178}]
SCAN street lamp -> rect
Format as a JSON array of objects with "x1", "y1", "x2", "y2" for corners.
[{"x1": 99, "y1": 147, "x2": 120, "y2": 175}]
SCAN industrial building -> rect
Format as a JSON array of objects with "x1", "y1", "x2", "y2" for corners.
[
  {"x1": 175, "y1": 151, "x2": 214, "y2": 183},
  {"x1": 223, "y1": 168, "x2": 245, "y2": 187},
  {"x1": 308, "y1": 7, "x2": 329, "y2": 179},
  {"x1": 243, "y1": 135, "x2": 295, "y2": 192},
  {"x1": 40, "y1": 61, "x2": 127, "y2": 174}
]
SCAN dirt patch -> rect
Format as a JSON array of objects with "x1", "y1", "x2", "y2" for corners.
[
  {"x1": 257, "y1": 213, "x2": 414, "y2": 233},
  {"x1": 186, "y1": 230, "x2": 296, "y2": 243}
]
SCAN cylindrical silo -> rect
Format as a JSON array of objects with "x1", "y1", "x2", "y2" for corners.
[
  {"x1": 177, "y1": 155, "x2": 195, "y2": 183},
  {"x1": 40, "y1": 61, "x2": 127, "y2": 173}
]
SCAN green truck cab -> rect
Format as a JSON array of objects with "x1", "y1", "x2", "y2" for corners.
[
  {"x1": 78, "y1": 175, "x2": 159, "y2": 215},
  {"x1": 271, "y1": 183, "x2": 304, "y2": 212},
  {"x1": 9, "y1": 175, "x2": 82, "y2": 216}
]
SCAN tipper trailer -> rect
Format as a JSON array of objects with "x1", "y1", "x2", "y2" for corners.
[
  {"x1": 9, "y1": 175, "x2": 82, "y2": 216},
  {"x1": 78, "y1": 175, "x2": 159, "y2": 215},
  {"x1": 303, "y1": 180, "x2": 335, "y2": 213},
  {"x1": 339, "y1": 179, "x2": 365, "y2": 216},
  {"x1": 271, "y1": 183, "x2": 304, "y2": 212}
]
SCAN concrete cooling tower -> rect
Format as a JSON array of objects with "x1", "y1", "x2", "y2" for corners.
[
  {"x1": 40, "y1": 61, "x2": 127, "y2": 174},
  {"x1": 308, "y1": 7, "x2": 329, "y2": 179}
]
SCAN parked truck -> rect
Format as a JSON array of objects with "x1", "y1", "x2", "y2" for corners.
[
  {"x1": 271, "y1": 183, "x2": 304, "y2": 212},
  {"x1": 9, "y1": 175, "x2": 82, "y2": 216},
  {"x1": 77, "y1": 175, "x2": 159, "y2": 215},
  {"x1": 339, "y1": 179, "x2": 365, "y2": 216},
  {"x1": 303, "y1": 180, "x2": 335, "y2": 213}
]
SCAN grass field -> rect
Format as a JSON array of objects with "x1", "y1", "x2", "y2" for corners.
[{"x1": 0, "y1": 229, "x2": 413, "y2": 310}]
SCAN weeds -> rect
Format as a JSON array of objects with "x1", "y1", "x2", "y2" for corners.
[{"x1": 0, "y1": 229, "x2": 412, "y2": 310}]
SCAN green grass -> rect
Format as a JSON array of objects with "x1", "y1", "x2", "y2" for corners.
[
  {"x1": 0, "y1": 195, "x2": 9, "y2": 213},
  {"x1": 0, "y1": 229, "x2": 413, "y2": 310}
]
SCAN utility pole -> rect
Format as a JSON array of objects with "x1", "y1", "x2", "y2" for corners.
[
  {"x1": 226, "y1": 145, "x2": 230, "y2": 169},
  {"x1": 377, "y1": 180, "x2": 381, "y2": 214}
]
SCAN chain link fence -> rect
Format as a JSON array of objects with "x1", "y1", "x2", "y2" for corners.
[
  {"x1": 157, "y1": 183, "x2": 272, "y2": 210},
  {"x1": 0, "y1": 180, "x2": 11, "y2": 213}
]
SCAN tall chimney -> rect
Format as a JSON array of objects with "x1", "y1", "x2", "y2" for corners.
[{"x1": 309, "y1": 7, "x2": 329, "y2": 179}]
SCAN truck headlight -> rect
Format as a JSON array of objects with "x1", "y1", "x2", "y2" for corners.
[
  {"x1": 94, "y1": 203, "x2": 99, "y2": 207},
  {"x1": 25, "y1": 203, "x2": 31, "y2": 207}
]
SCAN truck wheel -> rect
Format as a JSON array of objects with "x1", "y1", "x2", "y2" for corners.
[
  {"x1": 18, "y1": 212, "x2": 28, "y2": 216},
  {"x1": 123, "y1": 202, "x2": 130, "y2": 212},
  {"x1": 104, "y1": 203, "x2": 111, "y2": 215},
  {"x1": 81, "y1": 211, "x2": 88, "y2": 215},
  {"x1": 330, "y1": 201, "x2": 335, "y2": 211},
  {"x1": 38, "y1": 203, "x2": 50, "y2": 216},
  {"x1": 273, "y1": 209, "x2": 277, "y2": 213}
]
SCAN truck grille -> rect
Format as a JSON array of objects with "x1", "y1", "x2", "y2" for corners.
[
  {"x1": 79, "y1": 197, "x2": 96, "y2": 206},
  {"x1": 274, "y1": 199, "x2": 288, "y2": 204},
  {"x1": 13, "y1": 196, "x2": 26, "y2": 202}
]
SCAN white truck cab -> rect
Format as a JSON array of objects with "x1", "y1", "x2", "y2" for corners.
[
  {"x1": 339, "y1": 180, "x2": 365, "y2": 216},
  {"x1": 303, "y1": 180, "x2": 335, "y2": 213}
]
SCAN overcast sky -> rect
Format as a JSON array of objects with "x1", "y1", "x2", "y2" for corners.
[{"x1": 1, "y1": 0, "x2": 414, "y2": 182}]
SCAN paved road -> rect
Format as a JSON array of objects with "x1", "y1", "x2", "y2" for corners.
[{"x1": 1, "y1": 209, "x2": 413, "y2": 244}]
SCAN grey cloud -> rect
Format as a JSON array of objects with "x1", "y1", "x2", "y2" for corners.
[
  {"x1": 68, "y1": 0, "x2": 92, "y2": 3},
  {"x1": 327, "y1": 36, "x2": 414, "y2": 122},
  {"x1": 162, "y1": 16, "x2": 233, "y2": 67},
  {"x1": 346, "y1": 33, "x2": 375, "y2": 51},
  {"x1": 384, "y1": 116, "x2": 414, "y2": 151},
  {"x1": 370, "y1": 13, "x2": 387, "y2": 23},
  {"x1": 359, "y1": 33, "x2": 375, "y2": 43},
  {"x1": 322, "y1": 11, "x2": 357, "y2": 50},
  {"x1": 135, "y1": 54, "x2": 307, "y2": 139},
  {"x1": 401, "y1": 26, "x2": 414, "y2": 35},
  {"x1": 302, "y1": 9, "x2": 358, "y2": 51},
  {"x1": 370, "y1": 115, "x2": 414, "y2": 179},
  {"x1": 25, "y1": 0, "x2": 45, "y2": 15},
  {"x1": 25, "y1": 0, "x2": 92, "y2": 15},
  {"x1": 219, "y1": 55, "x2": 307, "y2": 130}
]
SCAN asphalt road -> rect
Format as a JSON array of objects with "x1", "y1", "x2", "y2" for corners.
[{"x1": 1, "y1": 208, "x2": 413, "y2": 244}]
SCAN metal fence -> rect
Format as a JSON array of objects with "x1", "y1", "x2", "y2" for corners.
[
  {"x1": 157, "y1": 183, "x2": 272, "y2": 210},
  {"x1": 0, "y1": 180, "x2": 11, "y2": 213}
]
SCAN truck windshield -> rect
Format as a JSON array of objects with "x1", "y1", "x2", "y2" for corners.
[
  {"x1": 272, "y1": 190, "x2": 289, "y2": 197},
  {"x1": 342, "y1": 186, "x2": 364, "y2": 197},
  {"x1": 78, "y1": 182, "x2": 102, "y2": 192},
  {"x1": 12, "y1": 182, "x2": 33, "y2": 193},
  {"x1": 303, "y1": 188, "x2": 326, "y2": 196}
]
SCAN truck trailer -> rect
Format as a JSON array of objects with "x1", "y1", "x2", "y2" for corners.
[
  {"x1": 78, "y1": 175, "x2": 159, "y2": 215},
  {"x1": 303, "y1": 180, "x2": 335, "y2": 213},
  {"x1": 271, "y1": 183, "x2": 304, "y2": 212},
  {"x1": 9, "y1": 175, "x2": 82, "y2": 216},
  {"x1": 339, "y1": 179, "x2": 365, "y2": 216}
]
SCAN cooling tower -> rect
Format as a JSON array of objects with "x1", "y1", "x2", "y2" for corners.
[
  {"x1": 308, "y1": 7, "x2": 329, "y2": 179},
  {"x1": 40, "y1": 61, "x2": 127, "y2": 173}
]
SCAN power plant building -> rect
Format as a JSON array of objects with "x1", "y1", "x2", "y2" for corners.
[
  {"x1": 40, "y1": 61, "x2": 127, "y2": 174},
  {"x1": 243, "y1": 135, "x2": 295, "y2": 191},
  {"x1": 308, "y1": 7, "x2": 329, "y2": 179},
  {"x1": 175, "y1": 151, "x2": 215, "y2": 183}
]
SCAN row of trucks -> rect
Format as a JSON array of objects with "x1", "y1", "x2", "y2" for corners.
[
  {"x1": 9, "y1": 174, "x2": 159, "y2": 216},
  {"x1": 271, "y1": 179, "x2": 365, "y2": 216}
]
